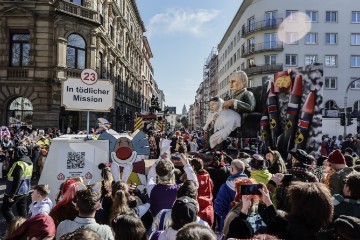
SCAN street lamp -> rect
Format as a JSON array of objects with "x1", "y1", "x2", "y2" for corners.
[{"x1": 343, "y1": 78, "x2": 360, "y2": 136}]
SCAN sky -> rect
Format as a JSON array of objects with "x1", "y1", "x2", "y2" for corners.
[{"x1": 136, "y1": 0, "x2": 242, "y2": 114}]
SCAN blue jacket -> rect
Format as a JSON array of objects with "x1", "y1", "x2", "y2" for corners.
[{"x1": 214, "y1": 173, "x2": 247, "y2": 230}]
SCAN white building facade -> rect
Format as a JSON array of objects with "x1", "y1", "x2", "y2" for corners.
[{"x1": 218, "y1": 0, "x2": 360, "y2": 126}]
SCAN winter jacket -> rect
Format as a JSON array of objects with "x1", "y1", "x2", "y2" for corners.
[
  {"x1": 28, "y1": 197, "x2": 53, "y2": 217},
  {"x1": 5, "y1": 156, "x2": 33, "y2": 197},
  {"x1": 206, "y1": 163, "x2": 230, "y2": 199},
  {"x1": 214, "y1": 173, "x2": 248, "y2": 230},
  {"x1": 49, "y1": 201, "x2": 78, "y2": 227},
  {"x1": 250, "y1": 169, "x2": 272, "y2": 184},
  {"x1": 6, "y1": 214, "x2": 56, "y2": 239},
  {"x1": 158, "y1": 227, "x2": 178, "y2": 240},
  {"x1": 333, "y1": 194, "x2": 360, "y2": 219},
  {"x1": 329, "y1": 167, "x2": 354, "y2": 195},
  {"x1": 196, "y1": 170, "x2": 214, "y2": 227}
]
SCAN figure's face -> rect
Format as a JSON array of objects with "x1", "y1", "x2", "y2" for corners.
[
  {"x1": 209, "y1": 101, "x2": 218, "y2": 112},
  {"x1": 229, "y1": 74, "x2": 244, "y2": 94}
]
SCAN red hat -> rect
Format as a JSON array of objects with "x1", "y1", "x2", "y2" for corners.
[{"x1": 328, "y1": 149, "x2": 345, "y2": 165}]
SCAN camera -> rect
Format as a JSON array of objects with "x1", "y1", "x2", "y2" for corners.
[
  {"x1": 282, "y1": 174, "x2": 293, "y2": 183},
  {"x1": 240, "y1": 184, "x2": 263, "y2": 195}
]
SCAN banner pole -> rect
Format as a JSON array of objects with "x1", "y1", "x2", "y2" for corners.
[{"x1": 87, "y1": 111, "x2": 90, "y2": 138}]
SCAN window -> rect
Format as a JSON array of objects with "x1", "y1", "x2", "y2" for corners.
[
  {"x1": 285, "y1": 54, "x2": 297, "y2": 66},
  {"x1": 98, "y1": 3, "x2": 104, "y2": 25},
  {"x1": 7, "y1": 97, "x2": 33, "y2": 128},
  {"x1": 241, "y1": 63, "x2": 245, "y2": 70},
  {"x1": 351, "y1": 56, "x2": 360, "y2": 67},
  {"x1": 66, "y1": 34, "x2": 86, "y2": 69},
  {"x1": 325, "y1": 78, "x2": 337, "y2": 89},
  {"x1": 305, "y1": 33, "x2": 317, "y2": 44},
  {"x1": 351, "y1": 33, "x2": 360, "y2": 45},
  {"x1": 350, "y1": 78, "x2": 360, "y2": 89},
  {"x1": 70, "y1": 0, "x2": 83, "y2": 5},
  {"x1": 99, "y1": 52, "x2": 104, "y2": 78},
  {"x1": 110, "y1": 24, "x2": 114, "y2": 39},
  {"x1": 286, "y1": 10, "x2": 297, "y2": 22},
  {"x1": 265, "y1": 55, "x2": 276, "y2": 65},
  {"x1": 248, "y1": 17, "x2": 255, "y2": 32},
  {"x1": 248, "y1": 58, "x2": 255, "y2": 67},
  {"x1": 286, "y1": 32, "x2": 298, "y2": 44},
  {"x1": 354, "y1": 101, "x2": 360, "y2": 111},
  {"x1": 265, "y1": 11, "x2": 277, "y2": 27},
  {"x1": 352, "y1": 12, "x2": 360, "y2": 23},
  {"x1": 325, "y1": 33, "x2": 337, "y2": 44},
  {"x1": 325, "y1": 100, "x2": 338, "y2": 109},
  {"x1": 248, "y1": 38, "x2": 255, "y2": 52},
  {"x1": 306, "y1": 11, "x2": 318, "y2": 22},
  {"x1": 326, "y1": 11, "x2": 337, "y2": 22},
  {"x1": 305, "y1": 55, "x2": 317, "y2": 65},
  {"x1": 10, "y1": 33, "x2": 30, "y2": 67},
  {"x1": 325, "y1": 55, "x2": 337, "y2": 67},
  {"x1": 264, "y1": 33, "x2": 277, "y2": 49}
]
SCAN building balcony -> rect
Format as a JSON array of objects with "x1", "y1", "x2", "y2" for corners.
[
  {"x1": 244, "y1": 64, "x2": 283, "y2": 77},
  {"x1": 53, "y1": 0, "x2": 100, "y2": 25},
  {"x1": 7, "y1": 68, "x2": 30, "y2": 78},
  {"x1": 242, "y1": 18, "x2": 283, "y2": 38},
  {"x1": 241, "y1": 41, "x2": 283, "y2": 58}
]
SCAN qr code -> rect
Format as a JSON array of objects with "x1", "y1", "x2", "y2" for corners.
[{"x1": 67, "y1": 152, "x2": 85, "y2": 169}]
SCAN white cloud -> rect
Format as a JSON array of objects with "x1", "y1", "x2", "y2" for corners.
[{"x1": 147, "y1": 8, "x2": 219, "y2": 37}]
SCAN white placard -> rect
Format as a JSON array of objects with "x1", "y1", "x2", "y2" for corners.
[
  {"x1": 81, "y1": 69, "x2": 98, "y2": 85},
  {"x1": 61, "y1": 78, "x2": 114, "y2": 111}
]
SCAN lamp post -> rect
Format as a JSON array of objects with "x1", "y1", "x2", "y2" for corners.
[{"x1": 344, "y1": 78, "x2": 360, "y2": 136}]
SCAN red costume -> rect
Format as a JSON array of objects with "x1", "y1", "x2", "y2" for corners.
[{"x1": 196, "y1": 170, "x2": 214, "y2": 227}]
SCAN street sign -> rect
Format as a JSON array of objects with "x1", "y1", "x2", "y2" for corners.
[
  {"x1": 80, "y1": 69, "x2": 98, "y2": 85},
  {"x1": 61, "y1": 78, "x2": 114, "y2": 112}
]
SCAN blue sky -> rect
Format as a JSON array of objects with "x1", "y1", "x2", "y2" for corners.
[{"x1": 137, "y1": 0, "x2": 242, "y2": 114}]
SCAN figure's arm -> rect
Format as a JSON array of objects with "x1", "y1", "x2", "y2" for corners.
[
  {"x1": 146, "y1": 160, "x2": 158, "y2": 196},
  {"x1": 233, "y1": 91, "x2": 256, "y2": 112},
  {"x1": 180, "y1": 154, "x2": 198, "y2": 188}
]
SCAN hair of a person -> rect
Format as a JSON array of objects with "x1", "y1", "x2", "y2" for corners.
[
  {"x1": 344, "y1": 154, "x2": 354, "y2": 167},
  {"x1": 209, "y1": 97, "x2": 219, "y2": 102},
  {"x1": 269, "y1": 150, "x2": 287, "y2": 173},
  {"x1": 111, "y1": 181, "x2": 130, "y2": 221},
  {"x1": 52, "y1": 182, "x2": 78, "y2": 212},
  {"x1": 176, "y1": 222, "x2": 217, "y2": 240},
  {"x1": 111, "y1": 211, "x2": 147, "y2": 240},
  {"x1": 252, "y1": 234, "x2": 280, "y2": 240},
  {"x1": 287, "y1": 182, "x2": 333, "y2": 232},
  {"x1": 177, "y1": 180, "x2": 198, "y2": 199},
  {"x1": 232, "y1": 178, "x2": 259, "y2": 208},
  {"x1": 4, "y1": 217, "x2": 26, "y2": 238},
  {"x1": 231, "y1": 159, "x2": 245, "y2": 174},
  {"x1": 76, "y1": 189, "x2": 100, "y2": 215},
  {"x1": 156, "y1": 160, "x2": 175, "y2": 181},
  {"x1": 59, "y1": 227, "x2": 102, "y2": 240},
  {"x1": 345, "y1": 172, "x2": 360, "y2": 199},
  {"x1": 174, "y1": 168, "x2": 182, "y2": 182},
  {"x1": 231, "y1": 70, "x2": 248, "y2": 88},
  {"x1": 190, "y1": 158, "x2": 204, "y2": 174},
  {"x1": 34, "y1": 184, "x2": 51, "y2": 197}
]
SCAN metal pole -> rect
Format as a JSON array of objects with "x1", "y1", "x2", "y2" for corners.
[{"x1": 87, "y1": 111, "x2": 90, "y2": 138}]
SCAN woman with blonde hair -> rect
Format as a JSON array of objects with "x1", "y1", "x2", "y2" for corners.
[{"x1": 266, "y1": 149, "x2": 287, "y2": 174}]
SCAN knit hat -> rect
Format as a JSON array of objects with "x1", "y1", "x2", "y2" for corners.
[
  {"x1": 328, "y1": 149, "x2": 346, "y2": 165},
  {"x1": 289, "y1": 149, "x2": 308, "y2": 165},
  {"x1": 249, "y1": 154, "x2": 268, "y2": 169},
  {"x1": 171, "y1": 196, "x2": 198, "y2": 223}
]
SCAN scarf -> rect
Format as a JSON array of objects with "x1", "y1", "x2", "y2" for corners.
[{"x1": 333, "y1": 194, "x2": 360, "y2": 206}]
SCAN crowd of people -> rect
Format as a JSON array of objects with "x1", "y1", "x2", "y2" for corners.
[{"x1": 3, "y1": 125, "x2": 360, "y2": 240}]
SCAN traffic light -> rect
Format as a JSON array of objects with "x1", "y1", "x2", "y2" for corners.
[
  {"x1": 340, "y1": 113, "x2": 345, "y2": 126},
  {"x1": 347, "y1": 113, "x2": 353, "y2": 126}
]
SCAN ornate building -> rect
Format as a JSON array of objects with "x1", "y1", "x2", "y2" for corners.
[{"x1": 0, "y1": 0, "x2": 153, "y2": 132}]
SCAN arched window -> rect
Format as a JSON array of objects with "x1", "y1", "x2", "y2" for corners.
[
  {"x1": 67, "y1": 34, "x2": 86, "y2": 69},
  {"x1": 354, "y1": 100, "x2": 360, "y2": 111},
  {"x1": 324, "y1": 100, "x2": 338, "y2": 110},
  {"x1": 7, "y1": 97, "x2": 33, "y2": 128}
]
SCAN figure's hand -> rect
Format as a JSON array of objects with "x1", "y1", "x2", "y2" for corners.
[
  {"x1": 271, "y1": 173, "x2": 284, "y2": 186},
  {"x1": 222, "y1": 99, "x2": 235, "y2": 109},
  {"x1": 241, "y1": 195, "x2": 252, "y2": 215}
]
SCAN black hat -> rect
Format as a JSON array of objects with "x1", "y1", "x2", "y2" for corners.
[
  {"x1": 249, "y1": 154, "x2": 268, "y2": 169},
  {"x1": 334, "y1": 215, "x2": 360, "y2": 240},
  {"x1": 171, "y1": 196, "x2": 198, "y2": 223},
  {"x1": 289, "y1": 149, "x2": 308, "y2": 164},
  {"x1": 15, "y1": 146, "x2": 29, "y2": 160}
]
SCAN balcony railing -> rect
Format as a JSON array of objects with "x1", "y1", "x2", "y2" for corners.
[
  {"x1": 7, "y1": 69, "x2": 29, "y2": 78},
  {"x1": 53, "y1": 0, "x2": 99, "y2": 25},
  {"x1": 66, "y1": 69, "x2": 82, "y2": 78},
  {"x1": 244, "y1": 64, "x2": 283, "y2": 77},
  {"x1": 241, "y1": 41, "x2": 283, "y2": 58},
  {"x1": 242, "y1": 18, "x2": 283, "y2": 38}
]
